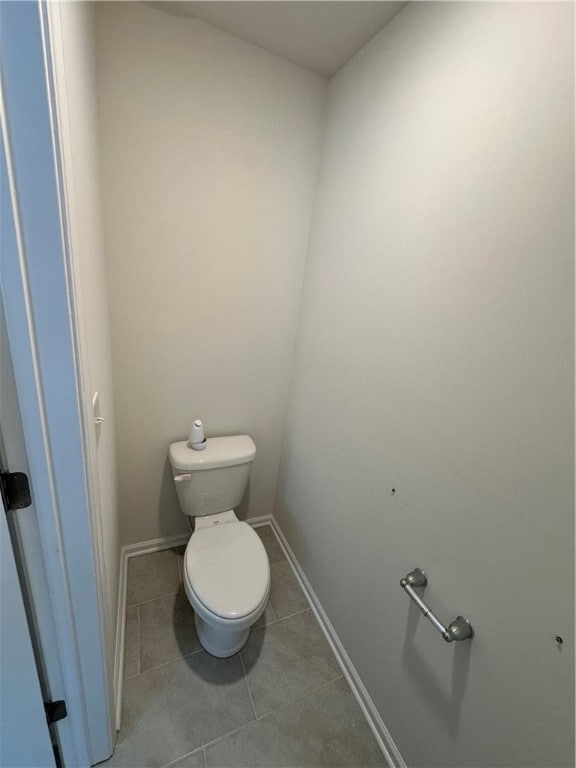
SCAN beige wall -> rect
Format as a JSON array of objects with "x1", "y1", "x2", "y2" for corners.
[
  {"x1": 51, "y1": 1, "x2": 120, "y2": 699},
  {"x1": 274, "y1": 3, "x2": 574, "y2": 766},
  {"x1": 95, "y1": 3, "x2": 326, "y2": 544}
]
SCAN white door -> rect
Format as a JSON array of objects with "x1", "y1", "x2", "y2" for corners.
[
  {"x1": 1, "y1": 284, "x2": 73, "y2": 766},
  {"x1": 1, "y1": 3, "x2": 114, "y2": 763},
  {"x1": 0, "y1": 468, "x2": 55, "y2": 768}
]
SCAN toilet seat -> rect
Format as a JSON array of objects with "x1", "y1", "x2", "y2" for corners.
[{"x1": 184, "y1": 521, "x2": 269, "y2": 621}]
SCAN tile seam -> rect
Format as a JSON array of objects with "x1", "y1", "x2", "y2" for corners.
[
  {"x1": 126, "y1": 588, "x2": 182, "y2": 609},
  {"x1": 252, "y1": 671, "x2": 345, "y2": 721},
  {"x1": 128, "y1": 647, "x2": 206, "y2": 680},
  {"x1": 135, "y1": 607, "x2": 328, "y2": 680},
  {"x1": 263, "y1": 606, "x2": 310, "y2": 628},
  {"x1": 127, "y1": 596, "x2": 313, "y2": 680},
  {"x1": 186, "y1": 717, "x2": 259, "y2": 759},
  {"x1": 200, "y1": 674, "x2": 346, "y2": 756},
  {"x1": 238, "y1": 650, "x2": 258, "y2": 722},
  {"x1": 136, "y1": 603, "x2": 140, "y2": 676},
  {"x1": 160, "y1": 744, "x2": 205, "y2": 768},
  {"x1": 126, "y1": 549, "x2": 182, "y2": 607}
]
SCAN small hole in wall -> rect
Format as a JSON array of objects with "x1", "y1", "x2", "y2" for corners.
[
  {"x1": 391, "y1": 488, "x2": 396, "y2": 495},
  {"x1": 555, "y1": 636, "x2": 564, "y2": 644}
]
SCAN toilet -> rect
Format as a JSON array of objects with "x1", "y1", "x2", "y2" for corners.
[{"x1": 168, "y1": 434, "x2": 269, "y2": 657}]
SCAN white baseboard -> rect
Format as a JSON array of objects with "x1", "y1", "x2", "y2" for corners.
[
  {"x1": 267, "y1": 518, "x2": 406, "y2": 768},
  {"x1": 244, "y1": 513, "x2": 273, "y2": 528},
  {"x1": 112, "y1": 518, "x2": 405, "y2": 768},
  {"x1": 112, "y1": 545, "x2": 127, "y2": 732},
  {"x1": 122, "y1": 531, "x2": 191, "y2": 558}
]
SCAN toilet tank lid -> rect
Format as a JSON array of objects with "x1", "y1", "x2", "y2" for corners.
[{"x1": 169, "y1": 435, "x2": 256, "y2": 471}]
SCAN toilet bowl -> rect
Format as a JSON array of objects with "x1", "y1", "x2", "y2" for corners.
[
  {"x1": 182, "y1": 511, "x2": 269, "y2": 657},
  {"x1": 169, "y1": 434, "x2": 269, "y2": 657}
]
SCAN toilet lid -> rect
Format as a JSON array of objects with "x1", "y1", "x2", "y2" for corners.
[{"x1": 185, "y1": 522, "x2": 269, "y2": 620}]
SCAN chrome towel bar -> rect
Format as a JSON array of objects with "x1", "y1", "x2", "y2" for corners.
[{"x1": 400, "y1": 568, "x2": 473, "y2": 642}]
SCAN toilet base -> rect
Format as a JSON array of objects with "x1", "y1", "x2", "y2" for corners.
[{"x1": 194, "y1": 613, "x2": 250, "y2": 658}]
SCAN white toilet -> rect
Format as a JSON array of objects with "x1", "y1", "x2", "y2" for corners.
[{"x1": 168, "y1": 434, "x2": 269, "y2": 657}]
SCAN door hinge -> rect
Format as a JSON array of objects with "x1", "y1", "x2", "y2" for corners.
[
  {"x1": 45, "y1": 700, "x2": 67, "y2": 725},
  {"x1": 0, "y1": 471, "x2": 32, "y2": 510}
]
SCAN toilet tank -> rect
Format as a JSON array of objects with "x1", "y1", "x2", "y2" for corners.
[{"x1": 168, "y1": 435, "x2": 256, "y2": 517}]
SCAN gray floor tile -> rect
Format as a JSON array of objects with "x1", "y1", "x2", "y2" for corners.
[
  {"x1": 140, "y1": 588, "x2": 202, "y2": 672},
  {"x1": 254, "y1": 525, "x2": 285, "y2": 564},
  {"x1": 114, "y1": 534, "x2": 382, "y2": 768},
  {"x1": 127, "y1": 549, "x2": 181, "y2": 606},
  {"x1": 106, "y1": 653, "x2": 254, "y2": 767},
  {"x1": 241, "y1": 610, "x2": 342, "y2": 718},
  {"x1": 253, "y1": 599, "x2": 277, "y2": 630},
  {"x1": 205, "y1": 677, "x2": 388, "y2": 768},
  {"x1": 268, "y1": 560, "x2": 309, "y2": 620},
  {"x1": 165, "y1": 749, "x2": 205, "y2": 768},
  {"x1": 124, "y1": 605, "x2": 139, "y2": 678}
]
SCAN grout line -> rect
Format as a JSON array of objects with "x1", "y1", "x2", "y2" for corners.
[
  {"x1": 126, "y1": 604, "x2": 317, "y2": 689},
  {"x1": 136, "y1": 603, "x2": 140, "y2": 676},
  {"x1": 124, "y1": 599, "x2": 311, "y2": 684},
  {"x1": 161, "y1": 671, "x2": 340, "y2": 768},
  {"x1": 272, "y1": 606, "x2": 310, "y2": 623},
  {"x1": 238, "y1": 651, "x2": 257, "y2": 722},
  {"x1": 193, "y1": 722, "x2": 257, "y2": 756},
  {"x1": 197, "y1": 674, "x2": 346, "y2": 758},
  {"x1": 258, "y1": 606, "x2": 310, "y2": 630},
  {"x1": 125, "y1": 548, "x2": 184, "y2": 609},
  {"x1": 133, "y1": 646, "x2": 205, "y2": 678},
  {"x1": 253, "y1": 674, "x2": 345, "y2": 724},
  {"x1": 126, "y1": 588, "x2": 181, "y2": 610},
  {"x1": 161, "y1": 745, "x2": 205, "y2": 768}
]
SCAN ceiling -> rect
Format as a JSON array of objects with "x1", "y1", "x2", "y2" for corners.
[{"x1": 150, "y1": 2, "x2": 408, "y2": 77}]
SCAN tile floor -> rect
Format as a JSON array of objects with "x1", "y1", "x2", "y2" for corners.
[{"x1": 104, "y1": 524, "x2": 387, "y2": 768}]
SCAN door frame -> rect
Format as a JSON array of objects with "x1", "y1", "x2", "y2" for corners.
[{"x1": 0, "y1": 1, "x2": 114, "y2": 764}]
